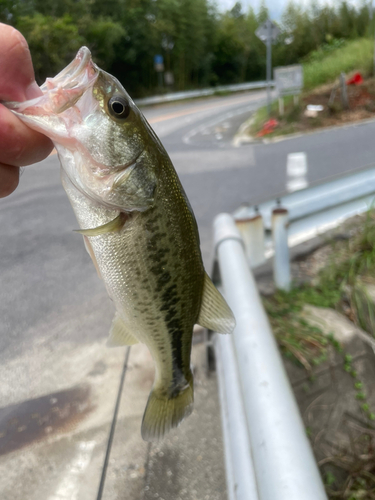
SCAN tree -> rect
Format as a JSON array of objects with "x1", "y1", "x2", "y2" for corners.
[
  {"x1": 16, "y1": 14, "x2": 84, "y2": 82},
  {"x1": 257, "y1": 0, "x2": 268, "y2": 24},
  {"x1": 1, "y1": 0, "x2": 373, "y2": 96}
]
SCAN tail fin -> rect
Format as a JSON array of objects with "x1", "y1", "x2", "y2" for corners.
[{"x1": 141, "y1": 383, "x2": 194, "y2": 442}]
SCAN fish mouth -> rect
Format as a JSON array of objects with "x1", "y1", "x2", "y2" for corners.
[
  {"x1": 41, "y1": 47, "x2": 94, "y2": 93},
  {"x1": 5, "y1": 47, "x2": 98, "y2": 117}
]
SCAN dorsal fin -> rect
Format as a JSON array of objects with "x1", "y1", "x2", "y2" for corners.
[
  {"x1": 107, "y1": 312, "x2": 139, "y2": 347},
  {"x1": 197, "y1": 273, "x2": 235, "y2": 334}
]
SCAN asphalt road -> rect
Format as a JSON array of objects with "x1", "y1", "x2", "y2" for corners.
[
  {"x1": 1, "y1": 89, "x2": 375, "y2": 499},
  {"x1": 144, "y1": 92, "x2": 375, "y2": 266}
]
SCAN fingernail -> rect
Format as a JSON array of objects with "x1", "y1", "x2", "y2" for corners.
[{"x1": 25, "y1": 81, "x2": 42, "y2": 100}]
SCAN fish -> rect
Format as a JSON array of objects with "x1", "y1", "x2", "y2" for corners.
[{"x1": 5, "y1": 47, "x2": 235, "y2": 441}]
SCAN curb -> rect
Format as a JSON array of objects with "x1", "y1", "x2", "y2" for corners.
[{"x1": 233, "y1": 114, "x2": 375, "y2": 147}]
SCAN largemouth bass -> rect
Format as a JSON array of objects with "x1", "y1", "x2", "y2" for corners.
[{"x1": 5, "y1": 47, "x2": 235, "y2": 441}]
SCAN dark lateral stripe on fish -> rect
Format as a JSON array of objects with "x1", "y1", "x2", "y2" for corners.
[
  {"x1": 143, "y1": 212, "x2": 188, "y2": 383},
  {"x1": 159, "y1": 285, "x2": 185, "y2": 385}
]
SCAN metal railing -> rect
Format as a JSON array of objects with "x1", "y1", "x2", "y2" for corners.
[
  {"x1": 233, "y1": 164, "x2": 375, "y2": 290},
  {"x1": 212, "y1": 165, "x2": 375, "y2": 499},
  {"x1": 213, "y1": 214, "x2": 327, "y2": 500},
  {"x1": 134, "y1": 81, "x2": 275, "y2": 106}
]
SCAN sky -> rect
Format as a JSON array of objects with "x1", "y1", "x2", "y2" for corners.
[{"x1": 217, "y1": 0, "x2": 363, "y2": 20}]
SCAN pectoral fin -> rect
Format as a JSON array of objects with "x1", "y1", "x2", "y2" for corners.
[
  {"x1": 74, "y1": 213, "x2": 127, "y2": 236},
  {"x1": 197, "y1": 273, "x2": 235, "y2": 334},
  {"x1": 107, "y1": 313, "x2": 139, "y2": 347}
]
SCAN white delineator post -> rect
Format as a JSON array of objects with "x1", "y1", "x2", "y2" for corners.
[
  {"x1": 235, "y1": 214, "x2": 265, "y2": 268},
  {"x1": 213, "y1": 213, "x2": 327, "y2": 500},
  {"x1": 286, "y1": 152, "x2": 308, "y2": 192},
  {"x1": 272, "y1": 207, "x2": 291, "y2": 291}
]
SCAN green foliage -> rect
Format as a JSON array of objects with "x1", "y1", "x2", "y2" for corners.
[
  {"x1": 303, "y1": 38, "x2": 374, "y2": 90},
  {"x1": 265, "y1": 210, "x2": 375, "y2": 372},
  {"x1": 325, "y1": 472, "x2": 336, "y2": 487},
  {"x1": 257, "y1": 0, "x2": 268, "y2": 25},
  {"x1": 303, "y1": 38, "x2": 347, "y2": 64},
  {"x1": 81, "y1": 17, "x2": 125, "y2": 69},
  {"x1": 16, "y1": 14, "x2": 84, "y2": 82},
  {"x1": 263, "y1": 287, "x2": 332, "y2": 371},
  {"x1": 264, "y1": 213, "x2": 375, "y2": 500},
  {"x1": 1, "y1": 0, "x2": 374, "y2": 96}
]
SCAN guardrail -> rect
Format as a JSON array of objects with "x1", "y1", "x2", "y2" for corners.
[
  {"x1": 233, "y1": 164, "x2": 375, "y2": 290},
  {"x1": 134, "y1": 81, "x2": 275, "y2": 106},
  {"x1": 212, "y1": 214, "x2": 327, "y2": 500},
  {"x1": 212, "y1": 165, "x2": 375, "y2": 499}
]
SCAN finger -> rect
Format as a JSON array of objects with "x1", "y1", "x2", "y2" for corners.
[
  {"x1": 0, "y1": 23, "x2": 40, "y2": 101},
  {"x1": 0, "y1": 24, "x2": 54, "y2": 167},
  {"x1": 0, "y1": 104, "x2": 53, "y2": 167},
  {"x1": 0, "y1": 163, "x2": 19, "y2": 198}
]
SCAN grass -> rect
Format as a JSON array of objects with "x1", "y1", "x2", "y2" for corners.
[
  {"x1": 264, "y1": 290, "x2": 330, "y2": 370},
  {"x1": 303, "y1": 38, "x2": 374, "y2": 91},
  {"x1": 321, "y1": 434, "x2": 375, "y2": 500},
  {"x1": 264, "y1": 284, "x2": 340, "y2": 371},
  {"x1": 265, "y1": 211, "x2": 375, "y2": 370},
  {"x1": 264, "y1": 211, "x2": 375, "y2": 499},
  {"x1": 248, "y1": 95, "x2": 300, "y2": 137}
]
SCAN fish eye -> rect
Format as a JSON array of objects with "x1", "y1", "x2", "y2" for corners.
[{"x1": 108, "y1": 96, "x2": 130, "y2": 119}]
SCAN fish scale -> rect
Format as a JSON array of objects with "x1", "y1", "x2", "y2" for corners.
[{"x1": 6, "y1": 46, "x2": 235, "y2": 441}]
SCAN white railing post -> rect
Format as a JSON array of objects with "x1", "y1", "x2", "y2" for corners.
[{"x1": 272, "y1": 207, "x2": 291, "y2": 291}]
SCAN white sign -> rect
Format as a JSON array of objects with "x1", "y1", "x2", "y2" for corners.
[{"x1": 274, "y1": 65, "x2": 303, "y2": 96}]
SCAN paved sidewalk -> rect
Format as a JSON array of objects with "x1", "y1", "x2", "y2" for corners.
[
  {"x1": 102, "y1": 342, "x2": 227, "y2": 500},
  {"x1": 0, "y1": 337, "x2": 227, "y2": 500}
]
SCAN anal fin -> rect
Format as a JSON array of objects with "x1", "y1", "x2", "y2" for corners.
[
  {"x1": 107, "y1": 312, "x2": 139, "y2": 347},
  {"x1": 197, "y1": 272, "x2": 235, "y2": 334}
]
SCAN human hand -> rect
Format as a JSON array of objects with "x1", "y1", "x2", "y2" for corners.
[{"x1": 0, "y1": 23, "x2": 53, "y2": 197}]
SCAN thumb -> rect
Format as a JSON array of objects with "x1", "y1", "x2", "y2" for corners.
[{"x1": 0, "y1": 23, "x2": 42, "y2": 102}]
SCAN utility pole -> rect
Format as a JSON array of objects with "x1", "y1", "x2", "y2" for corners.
[{"x1": 266, "y1": 19, "x2": 272, "y2": 116}]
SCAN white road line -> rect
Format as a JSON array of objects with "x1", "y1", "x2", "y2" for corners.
[
  {"x1": 48, "y1": 441, "x2": 96, "y2": 500},
  {"x1": 182, "y1": 104, "x2": 260, "y2": 145}
]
